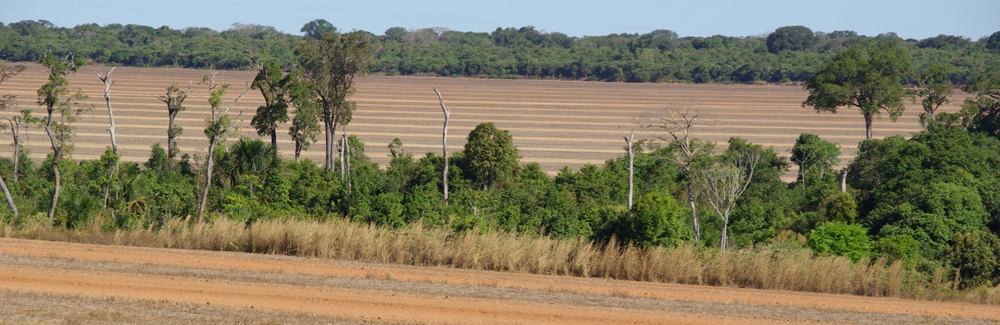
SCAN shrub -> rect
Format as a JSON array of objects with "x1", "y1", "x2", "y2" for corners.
[{"x1": 807, "y1": 221, "x2": 871, "y2": 262}]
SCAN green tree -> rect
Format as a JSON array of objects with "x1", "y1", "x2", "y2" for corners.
[
  {"x1": 36, "y1": 53, "x2": 90, "y2": 225},
  {"x1": 913, "y1": 65, "x2": 953, "y2": 127},
  {"x1": 287, "y1": 74, "x2": 320, "y2": 162},
  {"x1": 300, "y1": 19, "x2": 337, "y2": 40},
  {"x1": 248, "y1": 51, "x2": 291, "y2": 148},
  {"x1": 807, "y1": 221, "x2": 871, "y2": 262},
  {"x1": 946, "y1": 231, "x2": 1000, "y2": 289},
  {"x1": 803, "y1": 39, "x2": 911, "y2": 140},
  {"x1": 960, "y1": 69, "x2": 1000, "y2": 136},
  {"x1": 464, "y1": 122, "x2": 520, "y2": 191},
  {"x1": 295, "y1": 29, "x2": 374, "y2": 170},
  {"x1": 766, "y1": 25, "x2": 817, "y2": 54},
  {"x1": 196, "y1": 72, "x2": 248, "y2": 222},
  {"x1": 158, "y1": 84, "x2": 191, "y2": 170},
  {"x1": 790, "y1": 133, "x2": 840, "y2": 191}
]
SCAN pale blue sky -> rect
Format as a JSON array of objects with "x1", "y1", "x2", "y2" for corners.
[{"x1": 2, "y1": 0, "x2": 998, "y2": 39}]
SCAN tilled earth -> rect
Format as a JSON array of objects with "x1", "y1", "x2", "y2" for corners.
[
  {"x1": 0, "y1": 238, "x2": 996, "y2": 324},
  {"x1": 0, "y1": 64, "x2": 970, "y2": 179}
]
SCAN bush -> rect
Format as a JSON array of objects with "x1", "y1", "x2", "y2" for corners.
[
  {"x1": 807, "y1": 221, "x2": 871, "y2": 262},
  {"x1": 624, "y1": 191, "x2": 688, "y2": 247},
  {"x1": 874, "y1": 234, "x2": 921, "y2": 266},
  {"x1": 946, "y1": 230, "x2": 1000, "y2": 289}
]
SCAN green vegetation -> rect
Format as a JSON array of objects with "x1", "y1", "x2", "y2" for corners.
[
  {"x1": 1, "y1": 20, "x2": 998, "y2": 84},
  {"x1": 1, "y1": 20, "x2": 1000, "y2": 299}
]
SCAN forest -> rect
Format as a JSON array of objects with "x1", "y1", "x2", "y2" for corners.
[
  {"x1": 1, "y1": 19, "x2": 999, "y2": 84},
  {"x1": 2, "y1": 19, "x2": 1000, "y2": 294}
]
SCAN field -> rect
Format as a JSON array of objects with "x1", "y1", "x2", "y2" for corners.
[
  {"x1": 0, "y1": 64, "x2": 971, "y2": 179},
  {"x1": 2, "y1": 237, "x2": 998, "y2": 324}
]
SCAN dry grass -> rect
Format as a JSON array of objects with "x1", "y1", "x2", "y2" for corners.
[{"x1": 3, "y1": 216, "x2": 998, "y2": 305}]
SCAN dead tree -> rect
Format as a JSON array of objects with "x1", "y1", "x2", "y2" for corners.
[
  {"x1": 642, "y1": 105, "x2": 711, "y2": 242},
  {"x1": 197, "y1": 72, "x2": 248, "y2": 222},
  {"x1": 696, "y1": 152, "x2": 760, "y2": 252},
  {"x1": 624, "y1": 130, "x2": 635, "y2": 209},
  {"x1": 159, "y1": 83, "x2": 191, "y2": 170},
  {"x1": 0, "y1": 63, "x2": 26, "y2": 222},
  {"x1": 96, "y1": 67, "x2": 118, "y2": 154},
  {"x1": 434, "y1": 88, "x2": 451, "y2": 204}
]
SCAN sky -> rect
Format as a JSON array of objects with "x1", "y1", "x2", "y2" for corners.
[{"x1": 2, "y1": 0, "x2": 998, "y2": 40}]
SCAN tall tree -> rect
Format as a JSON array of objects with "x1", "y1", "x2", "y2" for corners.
[
  {"x1": 287, "y1": 74, "x2": 320, "y2": 162},
  {"x1": 803, "y1": 39, "x2": 911, "y2": 140},
  {"x1": 697, "y1": 139, "x2": 760, "y2": 252},
  {"x1": 464, "y1": 122, "x2": 520, "y2": 191},
  {"x1": 36, "y1": 53, "x2": 90, "y2": 225},
  {"x1": 960, "y1": 69, "x2": 1000, "y2": 136},
  {"x1": 790, "y1": 133, "x2": 840, "y2": 191},
  {"x1": 159, "y1": 83, "x2": 191, "y2": 170},
  {"x1": 642, "y1": 105, "x2": 712, "y2": 242},
  {"x1": 295, "y1": 29, "x2": 374, "y2": 171},
  {"x1": 766, "y1": 25, "x2": 817, "y2": 53},
  {"x1": 196, "y1": 72, "x2": 248, "y2": 222},
  {"x1": 248, "y1": 50, "x2": 291, "y2": 148},
  {"x1": 913, "y1": 64, "x2": 953, "y2": 127},
  {"x1": 434, "y1": 88, "x2": 451, "y2": 204},
  {"x1": 0, "y1": 63, "x2": 26, "y2": 221},
  {"x1": 95, "y1": 67, "x2": 119, "y2": 154}
]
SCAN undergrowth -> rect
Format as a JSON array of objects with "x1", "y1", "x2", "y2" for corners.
[{"x1": 2, "y1": 216, "x2": 997, "y2": 305}]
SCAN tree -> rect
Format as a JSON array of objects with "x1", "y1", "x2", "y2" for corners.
[
  {"x1": 913, "y1": 65, "x2": 953, "y2": 127},
  {"x1": 158, "y1": 83, "x2": 191, "y2": 170},
  {"x1": 36, "y1": 53, "x2": 90, "y2": 225},
  {"x1": 803, "y1": 39, "x2": 911, "y2": 140},
  {"x1": 295, "y1": 30, "x2": 374, "y2": 170},
  {"x1": 464, "y1": 122, "x2": 520, "y2": 191},
  {"x1": 960, "y1": 69, "x2": 1000, "y2": 136},
  {"x1": 642, "y1": 105, "x2": 712, "y2": 242},
  {"x1": 248, "y1": 50, "x2": 291, "y2": 148},
  {"x1": 300, "y1": 19, "x2": 337, "y2": 40},
  {"x1": 696, "y1": 140, "x2": 760, "y2": 251},
  {"x1": 434, "y1": 88, "x2": 451, "y2": 203},
  {"x1": 986, "y1": 31, "x2": 1000, "y2": 52},
  {"x1": 624, "y1": 130, "x2": 635, "y2": 209},
  {"x1": 287, "y1": 74, "x2": 320, "y2": 162},
  {"x1": 766, "y1": 25, "x2": 817, "y2": 54},
  {"x1": 790, "y1": 133, "x2": 840, "y2": 191},
  {"x1": 196, "y1": 72, "x2": 248, "y2": 222},
  {"x1": 0, "y1": 63, "x2": 26, "y2": 221},
  {"x1": 95, "y1": 67, "x2": 119, "y2": 154}
]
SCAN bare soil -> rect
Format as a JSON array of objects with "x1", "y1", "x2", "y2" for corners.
[
  {"x1": 0, "y1": 238, "x2": 996, "y2": 324},
  {"x1": 0, "y1": 65, "x2": 971, "y2": 178}
]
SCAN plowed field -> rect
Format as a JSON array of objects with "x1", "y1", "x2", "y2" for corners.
[
  {"x1": 1, "y1": 238, "x2": 997, "y2": 324},
  {"x1": 0, "y1": 64, "x2": 970, "y2": 178}
]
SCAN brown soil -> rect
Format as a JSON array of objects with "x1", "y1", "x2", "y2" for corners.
[
  {"x1": 0, "y1": 238, "x2": 995, "y2": 324},
  {"x1": 0, "y1": 64, "x2": 972, "y2": 179}
]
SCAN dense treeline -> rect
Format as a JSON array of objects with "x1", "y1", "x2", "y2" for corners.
[{"x1": 2, "y1": 20, "x2": 999, "y2": 84}]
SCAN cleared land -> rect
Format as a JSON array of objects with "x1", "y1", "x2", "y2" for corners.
[
  {"x1": 1, "y1": 237, "x2": 998, "y2": 324},
  {"x1": 0, "y1": 64, "x2": 970, "y2": 177}
]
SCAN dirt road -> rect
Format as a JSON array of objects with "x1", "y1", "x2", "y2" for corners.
[{"x1": 0, "y1": 238, "x2": 995, "y2": 324}]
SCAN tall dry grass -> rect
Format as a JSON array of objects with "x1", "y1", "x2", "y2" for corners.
[{"x1": 3, "y1": 216, "x2": 997, "y2": 304}]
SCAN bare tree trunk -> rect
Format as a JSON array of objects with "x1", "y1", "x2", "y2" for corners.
[
  {"x1": 345, "y1": 133, "x2": 352, "y2": 196},
  {"x1": 687, "y1": 178, "x2": 700, "y2": 242},
  {"x1": 9, "y1": 119, "x2": 19, "y2": 182},
  {"x1": 48, "y1": 164, "x2": 60, "y2": 226},
  {"x1": 44, "y1": 110, "x2": 60, "y2": 226},
  {"x1": 864, "y1": 113, "x2": 874, "y2": 140},
  {"x1": 624, "y1": 130, "x2": 634, "y2": 209},
  {"x1": 721, "y1": 216, "x2": 729, "y2": 252},
  {"x1": 339, "y1": 132, "x2": 346, "y2": 179},
  {"x1": 270, "y1": 128, "x2": 277, "y2": 150},
  {"x1": 840, "y1": 168, "x2": 848, "y2": 193},
  {"x1": 434, "y1": 89, "x2": 451, "y2": 204},
  {"x1": 0, "y1": 173, "x2": 16, "y2": 223},
  {"x1": 197, "y1": 139, "x2": 216, "y2": 223},
  {"x1": 326, "y1": 121, "x2": 337, "y2": 171},
  {"x1": 294, "y1": 142, "x2": 302, "y2": 162},
  {"x1": 96, "y1": 68, "x2": 118, "y2": 155}
]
